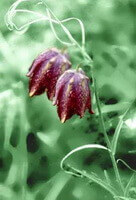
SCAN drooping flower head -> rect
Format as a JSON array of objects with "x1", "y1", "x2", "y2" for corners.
[
  {"x1": 53, "y1": 68, "x2": 94, "y2": 123},
  {"x1": 27, "y1": 48, "x2": 71, "y2": 100}
]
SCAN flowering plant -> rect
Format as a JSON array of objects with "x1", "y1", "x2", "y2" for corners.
[{"x1": 4, "y1": 0, "x2": 136, "y2": 199}]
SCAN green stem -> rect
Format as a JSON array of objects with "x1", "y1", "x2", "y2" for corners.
[
  {"x1": 93, "y1": 78, "x2": 124, "y2": 192},
  {"x1": 93, "y1": 78, "x2": 111, "y2": 148},
  {"x1": 80, "y1": 47, "x2": 125, "y2": 194}
]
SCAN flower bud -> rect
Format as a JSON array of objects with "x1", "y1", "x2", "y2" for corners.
[
  {"x1": 53, "y1": 68, "x2": 94, "y2": 123},
  {"x1": 27, "y1": 48, "x2": 71, "y2": 100}
]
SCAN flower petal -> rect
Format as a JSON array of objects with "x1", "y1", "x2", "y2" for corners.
[
  {"x1": 27, "y1": 48, "x2": 71, "y2": 99},
  {"x1": 54, "y1": 69, "x2": 94, "y2": 122}
]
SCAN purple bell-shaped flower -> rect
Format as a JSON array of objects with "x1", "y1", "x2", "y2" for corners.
[
  {"x1": 53, "y1": 68, "x2": 94, "y2": 123},
  {"x1": 27, "y1": 48, "x2": 71, "y2": 100}
]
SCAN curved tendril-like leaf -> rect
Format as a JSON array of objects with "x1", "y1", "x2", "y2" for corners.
[
  {"x1": 5, "y1": 0, "x2": 85, "y2": 48},
  {"x1": 42, "y1": 0, "x2": 85, "y2": 47},
  {"x1": 46, "y1": 9, "x2": 74, "y2": 46},
  {"x1": 61, "y1": 17, "x2": 85, "y2": 47},
  {"x1": 5, "y1": 8, "x2": 46, "y2": 31},
  {"x1": 5, "y1": 0, "x2": 28, "y2": 30},
  {"x1": 45, "y1": 7, "x2": 80, "y2": 48},
  {"x1": 60, "y1": 144, "x2": 116, "y2": 197},
  {"x1": 60, "y1": 144, "x2": 110, "y2": 171},
  {"x1": 117, "y1": 159, "x2": 136, "y2": 173}
]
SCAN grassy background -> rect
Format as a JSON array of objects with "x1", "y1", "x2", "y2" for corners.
[{"x1": 0, "y1": 0, "x2": 136, "y2": 199}]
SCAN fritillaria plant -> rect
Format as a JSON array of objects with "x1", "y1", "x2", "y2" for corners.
[{"x1": 5, "y1": 0, "x2": 136, "y2": 199}]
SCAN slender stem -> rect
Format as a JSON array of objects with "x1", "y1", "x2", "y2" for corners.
[
  {"x1": 93, "y1": 71, "x2": 125, "y2": 194},
  {"x1": 93, "y1": 78, "x2": 111, "y2": 148},
  {"x1": 93, "y1": 70, "x2": 124, "y2": 194},
  {"x1": 80, "y1": 47, "x2": 125, "y2": 194},
  {"x1": 111, "y1": 155, "x2": 124, "y2": 192}
]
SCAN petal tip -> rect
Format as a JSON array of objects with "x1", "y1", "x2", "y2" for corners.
[
  {"x1": 89, "y1": 109, "x2": 94, "y2": 114},
  {"x1": 26, "y1": 72, "x2": 30, "y2": 77},
  {"x1": 29, "y1": 90, "x2": 35, "y2": 97},
  {"x1": 61, "y1": 115, "x2": 66, "y2": 123},
  {"x1": 52, "y1": 99, "x2": 56, "y2": 106}
]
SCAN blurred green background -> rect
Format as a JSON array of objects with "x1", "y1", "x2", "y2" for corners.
[{"x1": 0, "y1": 0, "x2": 136, "y2": 199}]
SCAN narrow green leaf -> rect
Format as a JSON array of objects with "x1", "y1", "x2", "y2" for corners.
[
  {"x1": 104, "y1": 170, "x2": 111, "y2": 186},
  {"x1": 124, "y1": 173, "x2": 136, "y2": 197},
  {"x1": 111, "y1": 100, "x2": 134, "y2": 155},
  {"x1": 111, "y1": 117, "x2": 124, "y2": 155}
]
